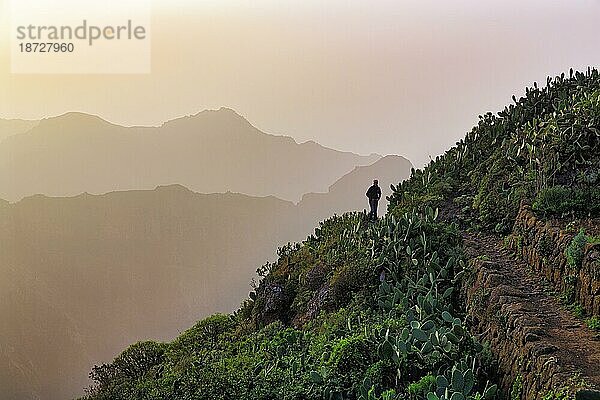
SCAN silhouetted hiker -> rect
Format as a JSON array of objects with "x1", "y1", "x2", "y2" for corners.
[{"x1": 366, "y1": 179, "x2": 381, "y2": 220}]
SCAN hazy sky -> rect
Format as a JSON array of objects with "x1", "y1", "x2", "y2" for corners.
[{"x1": 1, "y1": 0, "x2": 600, "y2": 166}]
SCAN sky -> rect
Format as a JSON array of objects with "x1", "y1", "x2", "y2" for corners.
[{"x1": 1, "y1": 0, "x2": 600, "y2": 166}]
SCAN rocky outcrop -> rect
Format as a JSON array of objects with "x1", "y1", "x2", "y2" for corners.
[
  {"x1": 255, "y1": 283, "x2": 293, "y2": 326},
  {"x1": 510, "y1": 205, "x2": 600, "y2": 317}
]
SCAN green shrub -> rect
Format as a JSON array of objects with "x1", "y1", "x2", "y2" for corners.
[
  {"x1": 541, "y1": 387, "x2": 571, "y2": 400},
  {"x1": 533, "y1": 186, "x2": 573, "y2": 216},
  {"x1": 363, "y1": 360, "x2": 395, "y2": 394},
  {"x1": 565, "y1": 229, "x2": 588, "y2": 269},
  {"x1": 89, "y1": 340, "x2": 166, "y2": 396},
  {"x1": 585, "y1": 316, "x2": 600, "y2": 331},
  {"x1": 407, "y1": 374, "x2": 436, "y2": 396},
  {"x1": 571, "y1": 303, "x2": 586, "y2": 319},
  {"x1": 533, "y1": 186, "x2": 600, "y2": 217},
  {"x1": 327, "y1": 334, "x2": 376, "y2": 388}
]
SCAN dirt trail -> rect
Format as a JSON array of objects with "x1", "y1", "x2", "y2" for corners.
[{"x1": 464, "y1": 232, "x2": 600, "y2": 391}]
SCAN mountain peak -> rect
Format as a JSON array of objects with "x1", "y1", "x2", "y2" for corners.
[
  {"x1": 0, "y1": 107, "x2": 387, "y2": 203},
  {"x1": 217, "y1": 106, "x2": 240, "y2": 114},
  {"x1": 154, "y1": 184, "x2": 194, "y2": 194},
  {"x1": 39, "y1": 112, "x2": 115, "y2": 130},
  {"x1": 192, "y1": 107, "x2": 243, "y2": 118},
  {"x1": 160, "y1": 107, "x2": 251, "y2": 128}
]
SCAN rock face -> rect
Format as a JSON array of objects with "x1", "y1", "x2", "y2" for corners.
[
  {"x1": 462, "y1": 233, "x2": 600, "y2": 400},
  {"x1": 256, "y1": 283, "x2": 293, "y2": 326},
  {"x1": 510, "y1": 205, "x2": 600, "y2": 317}
]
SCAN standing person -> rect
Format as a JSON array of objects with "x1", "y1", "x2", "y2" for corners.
[{"x1": 366, "y1": 179, "x2": 381, "y2": 220}]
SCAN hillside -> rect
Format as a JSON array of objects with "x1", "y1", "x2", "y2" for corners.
[
  {"x1": 0, "y1": 155, "x2": 412, "y2": 400},
  {"x1": 81, "y1": 69, "x2": 600, "y2": 400},
  {"x1": 0, "y1": 108, "x2": 379, "y2": 202},
  {"x1": 0, "y1": 186, "x2": 298, "y2": 400}
]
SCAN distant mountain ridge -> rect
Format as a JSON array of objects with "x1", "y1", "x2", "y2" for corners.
[
  {"x1": 0, "y1": 108, "x2": 380, "y2": 202},
  {"x1": 298, "y1": 155, "x2": 413, "y2": 216},
  {"x1": 0, "y1": 186, "x2": 299, "y2": 400},
  {"x1": 0, "y1": 153, "x2": 412, "y2": 400}
]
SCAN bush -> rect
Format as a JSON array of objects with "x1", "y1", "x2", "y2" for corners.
[
  {"x1": 565, "y1": 229, "x2": 588, "y2": 269},
  {"x1": 585, "y1": 316, "x2": 600, "y2": 331},
  {"x1": 89, "y1": 341, "x2": 166, "y2": 396},
  {"x1": 533, "y1": 186, "x2": 573, "y2": 216},
  {"x1": 407, "y1": 374, "x2": 436, "y2": 396},
  {"x1": 168, "y1": 314, "x2": 236, "y2": 357},
  {"x1": 533, "y1": 186, "x2": 600, "y2": 217},
  {"x1": 327, "y1": 334, "x2": 376, "y2": 389}
]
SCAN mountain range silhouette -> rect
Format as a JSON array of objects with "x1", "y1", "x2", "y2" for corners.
[{"x1": 0, "y1": 109, "x2": 411, "y2": 400}]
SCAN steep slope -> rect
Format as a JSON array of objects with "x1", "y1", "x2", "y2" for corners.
[
  {"x1": 387, "y1": 68, "x2": 600, "y2": 398},
  {"x1": 0, "y1": 108, "x2": 380, "y2": 202},
  {"x1": 82, "y1": 211, "x2": 492, "y2": 400},
  {"x1": 81, "y1": 69, "x2": 600, "y2": 400},
  {"x1": 0, "y1": 155, "x2": 414, "y2": 400},
  {"x1": 388, "y1": 68, "x2": 600, "y2": 230},
  {"x1": 0, "y1": 186, "x2": 298, "y2": 400}
]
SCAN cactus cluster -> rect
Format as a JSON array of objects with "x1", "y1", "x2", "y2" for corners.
[
  {"x1": 389, "y1": 68, "x2": 600, "y2": 231},
  {"x1": 350, "y1": 208, "x2": 496, "y2": 400},
  {"x1": 84, "y1": 204, "x2": 496, "y2": 400},
  {"x1": 304, "y1": 207, "x2": 496, "y2": 400}
]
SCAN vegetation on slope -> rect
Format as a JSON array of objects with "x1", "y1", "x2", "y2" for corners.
[
  {"x1": 82, "y1": 69, "x2": 600, "y2": 400},
  {"x1": 84, "y1": 209, "x2": 496, "y2": 400},
  {"x1": 389, "y1": 68, "x2": 600, "y2": 231}
]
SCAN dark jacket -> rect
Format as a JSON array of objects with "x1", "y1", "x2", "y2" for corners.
[{"x1": 366, "y1": 184, "x2": 381, "y2": 200}]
